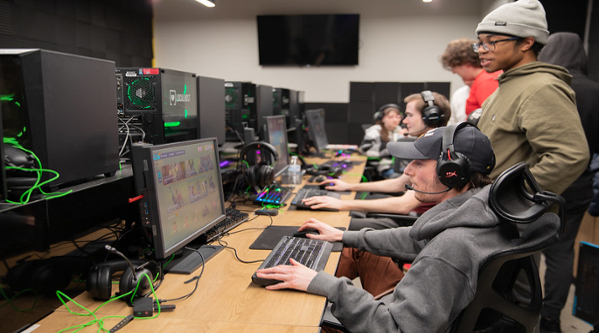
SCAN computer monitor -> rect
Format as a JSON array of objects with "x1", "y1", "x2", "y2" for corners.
[
  {"x1": 263, "y1": 115, "x2": 290, "y2": 177},
  {"x1": 131, "y1": 138, "x2": 226, "y2": 272},
  {"x1": 304, "y1": 109, "x2": 329, "y2": 153}
]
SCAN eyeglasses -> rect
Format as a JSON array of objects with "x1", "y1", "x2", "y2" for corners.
[{"x1": 472, "y1": 37, "x2": 521, "y2": 53}]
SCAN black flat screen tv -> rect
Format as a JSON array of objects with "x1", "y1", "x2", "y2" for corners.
[{"x1": 257, "y1": 14, "x2": 360, "y2": 66}]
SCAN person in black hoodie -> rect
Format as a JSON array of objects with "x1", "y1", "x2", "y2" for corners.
[{"x1": 537, "y1": 32, "x2": 599, "y2": 333}]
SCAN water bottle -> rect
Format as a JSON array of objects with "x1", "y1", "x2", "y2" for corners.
[{"x1": 289, "y1": 155, "x2": 302, "y2": 185}]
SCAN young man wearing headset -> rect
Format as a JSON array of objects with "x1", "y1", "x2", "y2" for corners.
[
  {"x1": 258, "y1": 124, "x2": 502, "y2": 332},
  {"x1": 302, "y1": 91, "x2": 451, "y2": 230}
]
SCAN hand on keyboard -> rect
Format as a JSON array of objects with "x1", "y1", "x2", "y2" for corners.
[
  {"x1": 302, "y1": 195, "x2": 347, "y2": 211},
  {"x1": 256, "y1": 258, "x2": 319, "y2": 292}
]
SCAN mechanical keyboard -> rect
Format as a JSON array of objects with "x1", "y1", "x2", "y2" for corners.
[
  {"x1": 290, "y1": 186, "x2": 341, "y2": 211},
  {"x1": 254, "y1": 184, "x2": 293, "y2": 206},
  {"x1": 251, "y1": 236, "x2": 334, "y2": 286},
  {"x1": 203, "y1": 206, "x2": 249, "y2": 242}
]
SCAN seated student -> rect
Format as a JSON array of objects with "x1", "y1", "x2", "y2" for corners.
[
  {"x1": 302, "y1": 91, "x2": 451, "y2": 230},
  {"x1": 359, "y1": 103, "x2": 404, "y2": 179},
  {"x1": 257, "y1": 124, "x2": 499, "y2": 333}
]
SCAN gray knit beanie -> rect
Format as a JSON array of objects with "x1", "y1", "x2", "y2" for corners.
[{"x1": 476, "y1": 0, "x2": 549, "y2": 45}]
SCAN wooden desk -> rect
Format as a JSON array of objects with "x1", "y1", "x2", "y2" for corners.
[{"x1": 32, "y1": 156, "x2": 366, "y2": 333}]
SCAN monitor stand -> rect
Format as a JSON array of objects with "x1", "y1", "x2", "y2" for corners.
[{"x1": 163, "y1": 244, "x2": 224, "y2": 275}]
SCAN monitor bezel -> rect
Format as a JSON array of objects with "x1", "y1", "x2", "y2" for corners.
[{"x1": 138, "y1": 137, "x2": 226, "y2": 260}]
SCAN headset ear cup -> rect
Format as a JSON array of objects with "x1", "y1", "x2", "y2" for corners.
[
  {"x1": 88, "y1": 265, "x2": 115, "y2": 300},
  {"x1": 119, "y1": 267, "x2": 153, "y2": 299},
  {"x1": 437, "y1": 152, "x2": 471, "y2": 188},
  {"x1": 261, "y1": 165, "x2": 274, "y2": 187}
]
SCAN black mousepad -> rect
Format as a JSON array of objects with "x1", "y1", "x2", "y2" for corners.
[{"x1": 249, "y1": 225, "x2": 345, "y2": 252}]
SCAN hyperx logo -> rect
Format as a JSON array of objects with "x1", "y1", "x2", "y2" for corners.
[{"x1": 445, "y1": 171, "x2": 458, "y2": 178}]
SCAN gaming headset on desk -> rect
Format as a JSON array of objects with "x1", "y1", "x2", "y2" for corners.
[
  {"x1": 86, "y1": 246, "x2": 160, "y2": 302},
  {"x1": 238, "y1": 141, "x2": 279, "y2": 193}
]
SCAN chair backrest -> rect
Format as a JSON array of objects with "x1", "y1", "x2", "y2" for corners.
[{"x1": 451, "y1": 162, "x2": 565, "y2": 333}]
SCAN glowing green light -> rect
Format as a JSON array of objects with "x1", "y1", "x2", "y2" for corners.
[
  {"x1": 183, "y1": 85, "x2": 187, "y2": 94},
  {"x1": 185, "y1": 109, "x2": 188, "y2": 118},
  {"x1": 15, "y1": 102, "x2": 21, "y2": 107},
  {"x1": 242, "y1": 114, "x2": 249, "y2": 119},
  {"x1": 1, "y1": 94, "x2": 15, "y2": 101},
  {"x1": 164, "y1": 122, "x2": 180, "y2": 127}
]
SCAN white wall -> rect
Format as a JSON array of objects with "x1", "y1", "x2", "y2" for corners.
[{"x1": 153, "y1": 0, "x2": 501, "y2": 103}]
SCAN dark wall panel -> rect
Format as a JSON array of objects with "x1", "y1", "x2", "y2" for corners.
[{"x1": 0, "y1": 0, "x2": 153, "y2": 67}]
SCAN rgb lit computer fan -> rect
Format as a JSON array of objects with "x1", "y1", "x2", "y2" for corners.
[{"x1": 125, "y1": 77, "x2": 157, "y2": 110}]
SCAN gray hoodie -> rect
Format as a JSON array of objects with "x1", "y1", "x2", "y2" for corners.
[{"x1": 307, "y1": 185, "x2": 521, "y2": 333}]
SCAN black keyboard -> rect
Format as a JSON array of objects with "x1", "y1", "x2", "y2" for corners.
[
  {"x1": 254, "y1": 185, "x2": 293, "y2": 206},
  {"x1": 203, "y1": 207, "x2": 249, "y2": 242},
  {"x1": 290, "y1": 186, "x2": 341, "y2": 211},
  {"x1": 251, "y1": 236, "x2": 334, "y2": 286}
]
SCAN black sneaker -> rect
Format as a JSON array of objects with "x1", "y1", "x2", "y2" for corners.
[{"x1": 540, "y1": 317, "x2": 562, "y2": 333}]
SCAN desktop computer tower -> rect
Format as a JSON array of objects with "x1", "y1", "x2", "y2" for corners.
[
  {"x1": 273, "y1": 88, "x2": 291, "y2": 127},
  {"x1": 256, "y1": 84, "x2": 274, "y2": 137},
  {"x1": 0, "y1": 49, "x2": 119, "y2": 189},
  {"x1": 289, "y1": 90, "x2": 303, "y2": 126},
  {"x1": 224, "y1": 81, "x2": 256, "y2": 141},
  {"x1": 116, "y1": 67, "x2": 198, "y2": 145},
  {"x1": 197, "y1": 75, "x2": 226, "y2": 145}
]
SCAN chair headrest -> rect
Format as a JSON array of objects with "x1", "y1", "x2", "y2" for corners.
[{"x1": 489, "y1": 162, "x2": 565, "y2": 231}]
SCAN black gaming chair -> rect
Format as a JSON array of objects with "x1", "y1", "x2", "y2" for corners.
[
  {"x1": 450, "y1": 162, "x2": 565, "y2": 333},
  {"x1": 322, "y1": 162, "x2": 565, "y2": 333}
]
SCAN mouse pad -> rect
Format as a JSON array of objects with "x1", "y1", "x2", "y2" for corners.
[{"x1": 249, "y1": 226, "x2": 345, "y2": 252}]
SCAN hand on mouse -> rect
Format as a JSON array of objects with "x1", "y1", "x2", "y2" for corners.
[
  {"x1": 298, "y1": 218, "x2": 344, "y2": 242},
  {"x1": 302, "y1": 196, "x2": 347, "y2": 211},
  {"x1": 319, "y1": 179, "x2": 352, "y2": 191}
]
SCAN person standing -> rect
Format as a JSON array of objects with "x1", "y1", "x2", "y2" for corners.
[
  {"x1": 440, "y1": 38, "x2": 501, "y2": 117},
  {"x1": 474, "y1": 2, "x2": 591, "y2": 332},
  {"x1": 537, "y1": 32, "x2": 599, "y2": 333}
]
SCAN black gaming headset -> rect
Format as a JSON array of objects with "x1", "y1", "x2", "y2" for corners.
[
  {"x1": 87, "y1": 259, "x2": 159, "y2": 301},
  {"x1": 420, "y1": 90, "x2": 445, "y2": 127},
  {"x1": 436, "y1": 122, "x2": 474, "y2": 188},
  {"x1": 239, "y1": 141, "x2": 279, "y2": 192},
  {"x1": 373, "y1": 103, "x2": 402, "y2": 123},
  {"x1": 6, "y1": 257, "x2": 92, "y2": 295}
]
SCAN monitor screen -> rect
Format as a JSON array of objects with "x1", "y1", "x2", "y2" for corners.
[
  {"x1": 257, "y1": 14, "x2": 360, "y2": 66},
  {"x1": 264, "y1": 115, "x2": 290, "y2": 177},
  {"x1": 305, "y1": 109, "x2": 328, "y2": 152},
  {"x1": 133, "y1": 138, "x2": 226, "y2": 260}
]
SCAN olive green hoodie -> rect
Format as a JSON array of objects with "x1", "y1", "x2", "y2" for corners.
[{"x1": 477, "y1": 61, "x2": 589, "y2": 195}]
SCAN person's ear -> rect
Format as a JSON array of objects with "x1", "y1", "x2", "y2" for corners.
[{"x1": 519, "y1": 37, "x2": 535, "y2": 52}]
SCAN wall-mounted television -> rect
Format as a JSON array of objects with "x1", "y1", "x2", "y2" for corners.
[{"x1": 257, "y1": 14, "x2": 360, "y2": 66}]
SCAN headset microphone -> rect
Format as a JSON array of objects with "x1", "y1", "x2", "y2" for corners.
[
  {"x1": 405, "y1": 183, "x2": 452, "y2": 195},
  {"x1": 104, "y1": 245, "x2": 138, "y2": 281}
]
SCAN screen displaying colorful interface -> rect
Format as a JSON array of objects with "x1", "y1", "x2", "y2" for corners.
[
  {"x1": 266, "y1": 115, "x2": 290, "y2": 176},
  {"x1": 305, "y1": 109, "x2": 328, "y2": 151},
  {"x1": 151, "y1": 140, "x2": 224, "y2": 253}
]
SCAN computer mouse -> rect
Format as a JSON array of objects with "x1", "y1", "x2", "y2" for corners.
[
  {"x1": 314, "y1": 175, "x2": 327, "y2": 183},
  {"x1": 293, "y1": 228, "x2": 319, "y2": 238}
]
